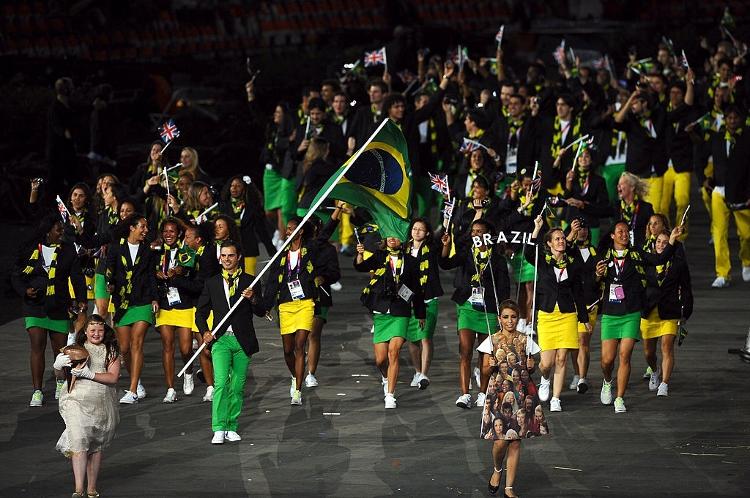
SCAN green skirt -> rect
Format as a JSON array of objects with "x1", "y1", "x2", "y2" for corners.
[
  {"x1": 116, "y1": 304, "x2": 154, "y2": 327},
  {"x1": 456, "y1": 301, "x2": 494, "y2": 335},
  {"x1": 372, "y1": 314, "x2": 409, "y2": 344},
  {"x1": 94, "y1": 272, "x2": 110, "y2": 299},
  {"x1": 601, "y1": 311, "x2": 641, "y2": 341},
  {"x1": 407, "y1": 299, "x2": 439, "y2": 342},
  {"x1": 25, "y1": 316, "x2": 70, "y2": 334},
  {"x1": 263, "y1": 169, "x2": 297, "y2": 218},
  {"x1": 510, "y1": 250, "x2": 536, "y2": 283}
]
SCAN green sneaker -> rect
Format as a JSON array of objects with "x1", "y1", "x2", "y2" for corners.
[
  {"x1": 55, "y1": 379, "x2": 65, "y2": 400},
  {"x1": 643, "y1": 365, "x2": 653, "y2": 379},
  {"x1": 614, "y1": 396, "x2": 627, "y2": 413},
  {"x1": 29, "y1": 390, "x2": 43, "y2": 407}
]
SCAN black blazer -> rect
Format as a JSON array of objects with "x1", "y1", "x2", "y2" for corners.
[
  {"x1": 438, "y1": 236, "x2": 510, "y2": 314},
  {"x1": 406, "y1": 238, "x2": 444, "y2": 301},
  {"x1": 643, "y1": 255, "x2": 693, "y2": 320},
  {"x1": 195, "y1": 272, "x2": 265, "y2": 357},
  {"x1": 12, "y1": 242, "x2": 86, "y2": 320},
  {"x1": 105, "y1": 239, "x2": 158, "y2": 320},
  {"x1": 561, "y1": 172, "x2": 610, "y2": 229},
  {"x1": 170, "y1": 243, "x2": 222, "y2": 306},
  {"x1": 523, "y1": 243, "x2": 588, "y2": 323},
  {"x1": 354, "y1": 249, "x2": 426, "y2": 319}
]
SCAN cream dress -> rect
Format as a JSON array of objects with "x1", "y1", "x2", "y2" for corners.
[{"x1": 56, "y1": 342, "x2": 120, "y2": 456}]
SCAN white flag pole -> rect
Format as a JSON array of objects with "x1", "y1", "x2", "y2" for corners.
[
  {"x1": 193, "y1": 202, "x2": 219, "y2": 224},
  {"x1": 159, "y1": 140, "x2": 173, "y2": 156},
  {"x1": 527, "y1": 243, "x2": 540, "y2": 354},
  {"x1": 179, "y1": 117, "x2": 392, "y2": 378}
]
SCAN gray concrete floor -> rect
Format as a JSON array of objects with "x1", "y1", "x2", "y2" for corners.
[{"x1": 1, "y1": 190, "x2": 750, "y2": 497}]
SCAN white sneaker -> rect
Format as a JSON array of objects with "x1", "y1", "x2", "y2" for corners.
[
  {"x1": 712, "y1": 276, "x2": 730, "y2": 288},
  {"x1": 657, "y1": 382, "x2": 669, "y2": 397},
  {"x1": 29, "y1": 390, "x2": 43, "y2": 407},
  {"x1": 290, "y1": 377, "x2": 297, "y2": 396},
  {"x1": 382, "y1": 376, "x2": 388, "y2": 396},
  {"x1": 211, "y1": 431, "x2": 225, "y2": 444},
  {"x1": 614, "y1": 396, "x2": 627, "y2": 413},
  {"x1": 225, "y1": 430, "x2": 241, "y2": 442},
  {"x1": 569, "y1": 374, "x2": 580, "y2": 390},
  {"x1": 473, "y1": 367, "x2": 481, "y2": 389},
  {"x1": 649, "y1": 369, "x2": 661, "y2": 391},
  {"x1": 384, "y1": 393, "x2": 397, "y2": 409},
  {"x1": 202, "y1": 385, "x2": 214, "y2": 402},
  {"x1": 120, "y1": 390, "x2": 139, "y2": 404},
  {"x1": 183, "y1": 373, "x2": 194, "y2": 396},
  {"x1": 410, "y1": 372, "x2": 421, "y2": 387},
  {"x1": 136, "y1": 382, "x2": 146, "y2": 399},
  {"x1": 163, "y1": 388, "x2": 177, "y2": 403},
  {"x1": 643, "y1": 366, "x2": 653, "y2": 379},
  {"x1": 550, "y1": 397, "x2": 562, "y2": 412},
  {"x1": 304, "y1": 373, "x2": 318, "y2": 388},
  {"x1": 476, "y1": 392, "x2": 487, "y2": 407},
  {"x1": 192, "y1": 338, "x2": 199, "y2": 350},
  {"x1": 330, "y1": 281, "x2": 343, "y2": 291},
  {"x1": 55, "y1": 379, "x2": 65, "y2": 400},
  {"x1": 456, "y1": 393, "x2": 472, "y2": 409},
  {"x1": 600, "y1": 381, "x2": 613, "y2": 405},
  {"x1": 743, "y1": 267, "x2": 750, "y2": 282},
  {"x1": 418, "y1": 373, "x2": 430, "y2": 390},
  {"x1": 291, "y1": 389, "x2": 302, "y2": 405},
  {"x1": 538, "y1": 376, "x2": 551, "y2": 402}
]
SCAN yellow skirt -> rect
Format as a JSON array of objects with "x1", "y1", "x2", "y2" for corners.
[
  {"x1": 279, "y1": 299, "x2": 315, "y2": 335},
  {"x1": 577, "y1": 305, "x2": 598, "y2": 333},
  {"x1": 156, "y1": 308, "x2": 195, "y2": 329},
  {"x1": 640, "y1": 308, "x2": 678, "y2": 340},
  {"x1": 538, "y1": 305, "x2": 579, "y2": 351},
  {"x1": 244, "y1": 256, "x2": 257, "y2": 276}
]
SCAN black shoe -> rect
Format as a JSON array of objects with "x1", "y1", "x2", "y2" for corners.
[
  {"x1": 488, "y1": 468, "x2": 502, "y2": 495},
  {"x1": 577, "y1": 380, "x2": 588, "y2": 394}
]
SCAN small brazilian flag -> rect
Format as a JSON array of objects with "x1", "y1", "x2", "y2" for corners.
[{"x1": 313, "y1": 119, "x2": 412, "y2": 239}]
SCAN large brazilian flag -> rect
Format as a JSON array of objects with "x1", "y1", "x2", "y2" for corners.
[{"x1": 313, "y1": 119, "x2": 412, "y2": 239}]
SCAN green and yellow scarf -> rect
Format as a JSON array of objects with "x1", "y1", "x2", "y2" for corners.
[
  {"x1": 23, "y1": 244, "x2": 60, "y2": 296},
  {"x1": 471, "y1": 246, "x2": 491, "y2": 284},
  {"x1": 550, "y1": 115, "x2": 581, "y2": 158},
  {"x1": 222, "y1": 268, "x2": 243, "y2": 298},
  {"x1": 116, "y1": 238, "x2": 140, "y2": 310}
]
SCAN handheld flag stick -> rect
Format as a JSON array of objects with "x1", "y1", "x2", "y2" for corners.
[
  {"x1": 193, "y1": 202, "x2": 218, "y2": 223},
  {"x1": 159, "y1": 140, "x2": 173, "y2": 156},
  {"x1": 527, "y1": 243, "x2": 540, "y2": 354},
  {"x1": 679, "y1": 204, "x2": 691, "y2": 227},
  {"x1": 179, "y1": 117, "x2": 392, "y2": 377}
]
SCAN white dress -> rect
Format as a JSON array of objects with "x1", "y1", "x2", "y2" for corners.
[{"x1": 56, "y1": 342, "x2": 120, "y2": 456}]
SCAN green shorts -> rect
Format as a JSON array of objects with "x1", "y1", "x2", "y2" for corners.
[
  {"x1": 116, "y1": 304, "x2": 154, "y2": 327},
  {"x1": 372, "y1": 314, "x2": 409, "y2": 344},
  {"x1": 407, "y1": 299, "x2": 438, "y2": 342},
  {"x1": 25, "y1": 316, "x2": 70, "y2": 333},
  {"x1": 94, "y1": 272, "x2": 110, "y2": 299},
  {"x1": 601, "y1": 311, "x2": 641, "y2": 341},
  {"x1": 456, "y1": 301, "x2": 494, "y2": 335},
  {"x1": 314, "y1": 306, "x2": 329, "y2": 322}
]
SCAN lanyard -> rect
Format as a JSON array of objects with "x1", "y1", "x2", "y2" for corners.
[
  {"x1": 287, "y1": 249, "x2": 301, "y2": 279},
  {"x1": 389, "y1": 254, "x2": 404, "y2": 283},
  {"x1": 555, "y1": 266, "x2": 567, "y2": 283},
  {"x1": 613, "y1": 256, "x2": 625, "y2": 277}
]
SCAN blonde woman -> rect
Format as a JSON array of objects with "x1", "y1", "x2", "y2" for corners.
[
  {"x1": 178, "y1": 147, "x2": 208, "y2": 183},
  {"x1": 606, "y1": 172, "x2": 654, "y2": 248}
]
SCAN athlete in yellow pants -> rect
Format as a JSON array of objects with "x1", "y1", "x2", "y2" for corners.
[
  {"x1": 710, "y1": 189, "x2": 750, "y2": 285},
  {"x1": 659, "y1": 166, "x2": 691, "y2": 237}
]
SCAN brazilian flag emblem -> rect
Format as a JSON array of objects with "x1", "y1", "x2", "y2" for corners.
[{"x1": 313, "y1": 119, "x2": 412, "y2": 239}]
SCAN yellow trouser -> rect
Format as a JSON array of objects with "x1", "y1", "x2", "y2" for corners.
[
  {"x1": 645, "y1": 176, "x2": 664, "y2": 215},
  {"x1": 659, "y1": 166, "x2": 691, "y2": 237},
  {"x1": 340, "y1": 211, "x2": 354, "y2": 246},
  {"x1": 711, "y1": 190, "x2": 750, "y2": 278},
  {"x1": 244, "y1": 256, "x2": 257, "y2": 276},
  {"x1": 702, "y1": 161, "x2": 714, "y2": 225}
]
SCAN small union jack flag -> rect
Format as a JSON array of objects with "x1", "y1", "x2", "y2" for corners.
[
  {"x1": 364, "y1": 47, "x2": 386, "y2": 67},
  {"x1": 428, "y1": 172, "x2": 450, "y2": 195},
  {"x1": 55, "y1": 195, "x2": 70, "y2": 223},
  {"x1": 442, "y1": 199, "x2": 455, "y2": 220},
  {"x1": 495, "y1": 26, "x2": 504, "y2": 45},
  {"x1": 460, "y1": 137, "x2": 482, "y2": 153},
  {"x1": 680, "y1": 49, "x2": 689, "y2": 69},
  {"x1": 159, "y1": 119, "x2": 180, "y2": 143}
]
